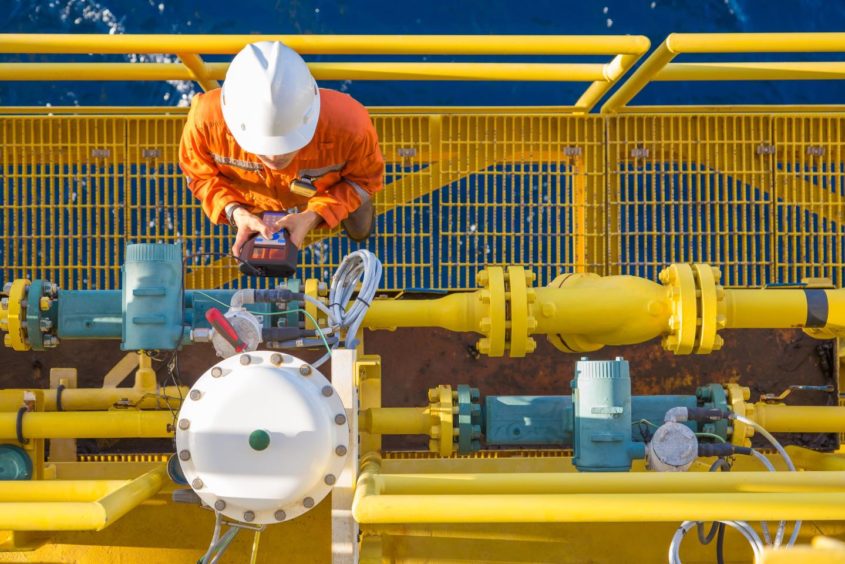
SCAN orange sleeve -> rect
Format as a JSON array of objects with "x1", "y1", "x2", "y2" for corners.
[
  {"x1": 306, "y1": 120, "x2": 384, "y2": 228},
  {"x1": 179, "y1": 101, "x2": 247, "y2": 225}
]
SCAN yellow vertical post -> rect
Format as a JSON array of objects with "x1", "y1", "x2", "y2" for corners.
[
  {"x1": 133, "y1": 353, "x2": 157, "y2": 392},
  {"x1": 48, "y1": 368, "x2": 77, "y2": 463},
  {"x1": 357, "y1": 355, "x2": 383, "y2": 455},
  {"x1": 572, "y1": 155, "x2": 587, "y2": 273}
]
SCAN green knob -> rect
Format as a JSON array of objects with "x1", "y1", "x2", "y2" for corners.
[{"x1": 249, "y1": 429, "x2": 271, "y2": 451}]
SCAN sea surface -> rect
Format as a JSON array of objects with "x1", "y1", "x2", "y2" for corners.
[{"x1": 1, "y1": 0, "x2": 844, "y2": 108}]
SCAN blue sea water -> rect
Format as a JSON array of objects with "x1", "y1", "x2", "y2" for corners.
[{"x1": 1, "y1": 0, "x2": 844, "y2": 109}]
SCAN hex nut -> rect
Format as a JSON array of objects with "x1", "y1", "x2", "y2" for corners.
[
  {"x1": 334, "y1": 414, "x2": 347, "y2": 425},
  {"x1": 189, "y1": 389, "x2": 202, "y2": 401},
  {"x1": 335, "y1": 445, "x2": 348, "y2": 456},
  {"x1": 178, "y1": 450, "x2": 191, "y2": 461},
  {"x1": 214, "y1": 500, "x2": 226, "y2": 511},
  {"x1": 211, "y1": 367, "x2": 223, "y2": 378},
  {"x1": 192, "y1": 478, "x2": 204, "y2": 489},
  {"x1": 243, "y1": 511, "x2": 255, "y2": 522},
  {"x1": 274, "y1": 510, "x2": 286, "y2": 521},
  {"x1": 321, "y1": 385, "x2": 333, "y2": 397},
  {"x1": 178, "y1": 419, "x2": 190, "y2": 430},
  {"x1": 299, "y1": 364, "x2": 312, "y2": 376},
  {"x1": 240, "y1": 355, "x2": 251, "y2": 366},
  {"x1": 324, "y1": 474, "x2": 336, "y2": 486},
  {"x1": 303, "y1": 497, "x2": 315, "y2": 508}
]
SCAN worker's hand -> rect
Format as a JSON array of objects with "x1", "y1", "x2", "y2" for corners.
[
  {"x1": 271, "y1": 210, "x2": 322, "y2": 248},
  {"x1": 231, "y1": 207, "x2": 273, "y2": 256}
]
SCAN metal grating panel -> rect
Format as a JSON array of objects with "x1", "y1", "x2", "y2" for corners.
[
  {"x1": 438, "y1": 115, "x2": 605, "y2": 287},
  {"x1": 774, "y1": 116, "x2": 845, "y2": 286},
  {"x1": 607, "y1": 115, "x2": 773, "y2": 287},
  {"x1": 1, "y1": 113, "x2": 844, "y2": 291}
]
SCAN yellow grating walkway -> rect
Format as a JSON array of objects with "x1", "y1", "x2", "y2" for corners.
[{"x1": 1, "y1": 113, "x2": 843, "y2": 290}]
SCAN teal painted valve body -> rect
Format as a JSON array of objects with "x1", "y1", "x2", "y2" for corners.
[
  {"x1": 0, "y1": 445, "x2": 32, "y2": 480},
  {"x1": 572, "y1": 357, "x2": 645, "y2": 472},
  {"x1": 121, "y1": 244, "x2": 184, "y2": 351}
]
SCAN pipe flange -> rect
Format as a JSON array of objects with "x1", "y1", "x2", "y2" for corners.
[
  {"x1": 725, "y1": 383, "x2": 753, "y2": 447},
  {"x1": 427, "y1": 385, "x2": 454, "y2": 456},
  {"x1": 4, "y1": 280, "x2": 31, "y2": 351},
  {"x1": 658, "y1": 263, "x2": 725, "y2": 355},
  {"x1": 475, "y1": 267, "x2": 506, "y2": 357},
  {"x1": 176, "y1": 351, "x2": 349, "y2": 524},
  {"x1": 454, "y1": 384, "x2": 481, "y2": 454},
  {"x1": 505, "y1": 266, "x2": 537, "y2": 357}
]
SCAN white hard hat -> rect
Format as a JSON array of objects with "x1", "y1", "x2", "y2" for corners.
[{"x1": 221, "y1": 41, "x2": 320, "y2": 156}]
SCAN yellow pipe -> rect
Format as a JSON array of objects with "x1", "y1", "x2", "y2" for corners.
[
  {"x1": 657, "y1": 62, "x2": 845, "y2": 81},
  {"x1": 723, "y1": 288, "x2": 845, "y2": 330},
  {"x1": 0, "y1": 411, "x2": 174, "y2": 440},
  {"x1": 365, "y1": 274, "x2": 669, "y2": 345},
  {"x1": 531, "y1": 274, "x2": 669, "y2": 344},
  {"x1": 0, "y1": 34, "x2": 651, "y2": 55},
  {"x1": 0, "y1": 466, "x2": 165, "y2": 531},
  {"x1": 354, "y1": 456, "x2": 845, "y2": 523},
  {"x1": 724, "y1": 289, "x2": 808, "y2": 328},
  {"x1": 354, "y1": 491, "x2": 845, "y2": 524},
  {"x1": 0, "y1": 387, "x2": 187, "y2": 411},
  {"x1": 0, "y1": 480, "x2": 124, "y2": 502},
  {"x1": 376, "y1": 471, "x2": 845, "y2": 495},
  {"x1": 365, "y1": 292, "x2": 484, "y2": 333},
  {"x1": 360, "y1": 407, "x2": 433, "y2": 435},
  {"x1": 786, "y1": 446, "x2": 845, "y2": 471},
  {"x1": 751, "y1": 404, "x2": 845, "y2": 433},
  {"x1": 0, "y1": 62, "x2": 608, "y2": 83}
]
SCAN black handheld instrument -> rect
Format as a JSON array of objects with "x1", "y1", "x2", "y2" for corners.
[{"x1": 237, "y1": 212, "x2": 300, "y2": 278}]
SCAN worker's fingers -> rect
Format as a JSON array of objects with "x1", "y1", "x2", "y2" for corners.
[
  {"x1": 271, "y1": 215, "x2": 292, "y2": 233},
  {"x1": 240, "y1": 215, "x2": 272, "y2": 240},
  {"x1": 232, "y1": 228, "x2": 253, "y2": 256}
]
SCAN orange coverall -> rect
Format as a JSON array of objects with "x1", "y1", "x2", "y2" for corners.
[{"x1": 179, "y1": 88, "x2": 384, "y2": 229}]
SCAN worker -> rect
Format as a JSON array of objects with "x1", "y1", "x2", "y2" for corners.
[{"x1": 179, "y1": 41, "x2": 384, "y2": 256}]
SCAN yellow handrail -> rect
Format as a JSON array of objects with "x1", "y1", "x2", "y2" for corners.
[
  {"x1": 0, "y1": 33, "x2": 651, "y2": 113},
  {"x1": 0, "y1": 466, "x2": 166, "y2": 531},
  {"x1": 0, "y1": 33, "x2": 650, "y2": 55},
  {"x1": 602, "y1": 32, "x2": 845, "y2": 113}
]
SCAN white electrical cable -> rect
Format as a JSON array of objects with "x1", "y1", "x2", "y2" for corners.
[
  {"x1": 326, "y1": 249, "x2": 382, "y2": 349},
  {"x1": 733, "y1": 414, "x2": 802, "y2": 547},
  {"x1": 748, "y1": 450, "x2": 780, "y2": 546},
  {"x1": 297, "y1": 250, "x2": 382, "y2": 369},
  {"x1": 669, "y1": 520, "x2": 765, "y2": 564}
]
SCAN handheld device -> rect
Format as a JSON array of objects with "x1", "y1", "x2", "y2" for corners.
[{"x1": 237, "y1": 212, "x2": 300, "y2": 278}]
